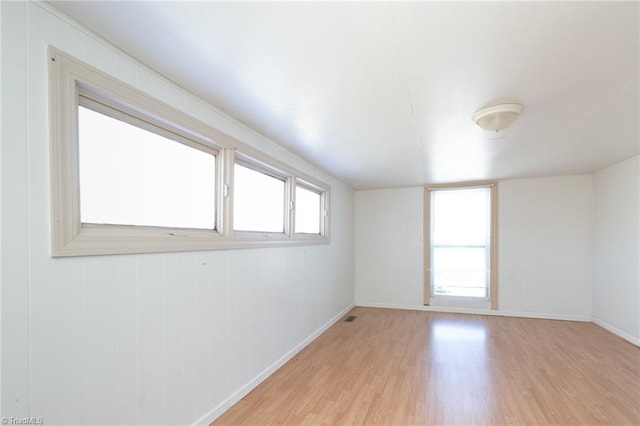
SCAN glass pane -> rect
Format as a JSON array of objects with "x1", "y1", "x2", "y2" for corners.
[
  {"x1": 430, "y1": 187, "x2": 491, "y2": 299},
  {"x1": 433, "y1": 247, "x2": 487, "y2": 298},
  {"x1": 433, "y1": 247, "x2": 486, "y2": 271},
  {"x1": 432, "y1": 188, "x2": 489, "y2": 245},
  {"x1": 234, "y1": 164, "x2": 285, "y2": 232},
  {"x1": 295, "y1": 185, "x2": 321, "y2": 234},
  {"x1": 78, "y1": 106, "x2": 216, "y2": 229}
]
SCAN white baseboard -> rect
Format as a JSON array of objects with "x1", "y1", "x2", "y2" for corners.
[
  {"x1": 356, "y1": 302, "x2": 592, "y2": 322},
  {"x1": 193, "y1": 303, "x2": 355, "y2": 426},
  {"x1": 192, "y1": 302, "x2": 637, "y2": 425},
  {"x1": 592, "y1": 317, "x2": 640, "y2": 346}
]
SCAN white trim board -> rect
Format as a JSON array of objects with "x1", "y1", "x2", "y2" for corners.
[
  {"x1": 592, "y1": 318, "x2": 640, "y2": 347},
  {"x1": 356, "y1": 302, "x2": 592, "y2": 322},
  {"x1": 192, "y1": 303, "x2": 637, "y2": 426},
  {"x1": 358, "y1": 302, "x2": 640, "y2": 347},
  {"x1": 192, "y1": 303, "x2": 355, "y2": 426}
]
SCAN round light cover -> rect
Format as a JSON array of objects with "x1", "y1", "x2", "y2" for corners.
[{"x1": 473, "y1": 103, "x2": 524, "y2": 132}]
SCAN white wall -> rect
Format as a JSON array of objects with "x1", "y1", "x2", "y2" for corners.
[
  {"x1": 593, "y1": 156, "x2": 639, "y2": 344},
  {"x1": 498, "y1": 175, "x2": 593, "y2": 318},
  {"x1": 355, "y1": 187, "x2": 424, "y2": 307},
  {"x1": 355, "y1": 175, "x2": 594, "y2": 320},
  {"x1": 1, "y1": 2, "x2": 354, "y2": 425}
]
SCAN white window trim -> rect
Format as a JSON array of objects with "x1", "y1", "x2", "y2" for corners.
[
  {"x1": 231, "y1": 152, "x2": 330, "y2": 241},
  {"x1": 49, "y1": 47, "x2": 330, "y2": 257},
  {"x1": 294, "y1": 178, "x2": 329, "y2": 237},
  {"x1": 232, "y1": 154, "x2": 290, "y2": 237},
  {"x1": 423, "y1": 182, "x2": 498, "y2": 310}
]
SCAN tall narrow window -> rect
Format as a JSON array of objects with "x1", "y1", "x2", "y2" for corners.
[
  {"x1": 425, "y1": 185, "x2": 496, "y2": 307},
  {"x1": 233, "y1": 163, "x2": 285, "y2": 233}
]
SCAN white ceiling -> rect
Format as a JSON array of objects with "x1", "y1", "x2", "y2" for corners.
[{"x1": 50, "y1": 1, "x2": 639, "y2": 190}]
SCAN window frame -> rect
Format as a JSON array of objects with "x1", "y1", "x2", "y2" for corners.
[
  {"x1": 78, "y1": 96, "x2": 220, "y2": 231},
  {"x1": 49, "y1": 47, "x2": 330, "y2": 257},
  {"x1": 423, "y1": 182, "x2": 498, "y2": 309},
  {"x1": 294, "y1": 179, "x2": 327, "y2": 236},
  {"x1": 232, "y1": 155, "x2": 290, "y2": 237}
]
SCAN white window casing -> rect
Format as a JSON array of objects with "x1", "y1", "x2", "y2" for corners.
[
  {"x1": 424, "y1": 182, "x2": 498, "y2": 310},
  {"x1": 48, "y1": 47, "x2": 330, "y2": 256}
]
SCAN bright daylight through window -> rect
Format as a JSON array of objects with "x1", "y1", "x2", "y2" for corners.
[
  {"x1": 295, "y1": 185, "x2": 321, "y2": 234},
  {"x1": 233, "y1": 163, "x2": 285, "y2": 233},
  {"x1": 429, "y1": 187, "x2": 492, "y2": 299},
  {"x1": 49, "y1": 47, "x2": 329, "y2": 256},
  {"x1": 79, "y1": 106, "x2": 216, "y2": 229}
]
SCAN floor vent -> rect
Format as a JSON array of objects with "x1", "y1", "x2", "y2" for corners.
[{"x1": 345, "y1": 316, "x2": 357, "y2": 322}]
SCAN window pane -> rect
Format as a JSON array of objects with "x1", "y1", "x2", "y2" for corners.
[
  {"x1": 432, "y1": 188, "x2": 489, "y2": 245},
  {"x1": 431, "y1": 187, "x2": 491, "y2": 299},
  {"x1": 78, "y1": 106, "x2": 216, "y2": 229},
  {"x1": 233, "y1": 164, "x2": 285, "y2": 232},
  {"x1": 433, "y1": 247, "x2": 487, "y2": 298},
  {"x1": 295, "y1": 185, "x2": 321, "y2": 234}
]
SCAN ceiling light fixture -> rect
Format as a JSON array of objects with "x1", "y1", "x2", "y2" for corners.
[{"x1": 472, "y1": 103, "x2": 524, "y2": 132}]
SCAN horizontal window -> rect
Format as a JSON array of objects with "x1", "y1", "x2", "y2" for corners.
[
  {"x1": 48, "y1": 47, "x2": 330, "y2": 256},
  {"x1": 233, "y1": 163, "x2": 285, "y2": 233},
  {"x1": 78, "y1": 105, "x2": 217, "y2": 230}
]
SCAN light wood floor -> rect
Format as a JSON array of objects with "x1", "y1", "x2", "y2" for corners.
[{"x1": 213, "y1": 307, "x2": 640, "y2": 425}]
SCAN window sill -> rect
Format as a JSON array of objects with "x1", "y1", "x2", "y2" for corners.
[
  {"x1": 52, "y1": 225, "x2": 329, "y2": 257},
  {"x1": 429, "y1": 297, "x2": 492, "y2": 311}
]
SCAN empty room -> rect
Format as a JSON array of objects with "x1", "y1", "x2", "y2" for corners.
[{"x1": 1, "y1": 1, "x2": 639, "y2": 425}]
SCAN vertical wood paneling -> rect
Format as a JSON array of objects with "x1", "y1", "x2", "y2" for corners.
[
  {"x1": 333, "y1": 186, "x2": 355, "y2": 309},
  {"x1": 135, "y1": 254, "x2": 166, "y2": 424},
  {"x1": 114, "y1": 256, "x2": 137, "y2": 424},
  {"x1": 162, "y1": 83, "x2": 186, "y2": 111},
  {"x1": 80, "y1": 34, "x2": 115, "y2": 74},
  {"x1": 82, "y1": 257, "x2": 116, "y2": 424},
  {"x1": 27, "y1": 5, "x2": 84, "y2": 424},
  {"x1": 2, "y1": 4, "x2": 355, "y2": 426},
  {"x1": 226, "y1": 251, "x2": 244, "y2": 392},
  {"x1": 183, "y1": 95, "x2": 231, "y2": 139},
  {"x1": 164, "y1": 254, "x2": 184, "y2": 425},
  {"x1": 301, "y1": 248, "x2": 324, "y2": 338},
  {"x1": 231, "y1": 251, "x2": 266, "y2": 387},
  {"x1": 195, "y1": 253, "x2": 215, "y2": 415},
  {"x1": 28, "y1": 256, "x2": 83, "y2": 424},
  {"x1": 267, "y1": 249, "x2": 298, "y2": 358},
  {"x1": 204, "y1": 251, "x2": 229, "y2": 410},
  {"x1": 114, "y1": 53, "x2": 137, "y2": 87},
  {"x1": 288, "y1": 249, "x2": 306, "y2": 346},
  {"x1": 181, "y1": 253, "x2": 198, "y2": 424},
  {"x1": 136, "y1": 67, "x2": 165, "y2": 103},
  {"x1": 1, "y1": 1, "x2": 30, "y2": 418}
]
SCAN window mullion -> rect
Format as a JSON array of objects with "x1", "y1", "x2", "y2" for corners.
[
  {"x1": 286, "y1": 177, "x2": 295, "y2": 237},
  {"x1": 320, "y1": 191, "x2": 329, "y2": 236},
  {"x1": 49, "y1": 47, "x2": 329, "y2": 256},
  {"x1": 219, "y1": 148, "x2": 235, "y2": 237}
]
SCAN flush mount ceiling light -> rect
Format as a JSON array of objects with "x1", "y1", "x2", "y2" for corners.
[{"x1": 472, "y1": 103, "x2": 524, "y2": 132}]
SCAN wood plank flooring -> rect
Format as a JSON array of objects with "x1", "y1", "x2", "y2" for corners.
[{"x1": 213, "y1": 307, "x2": 640, "y2": 425}]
